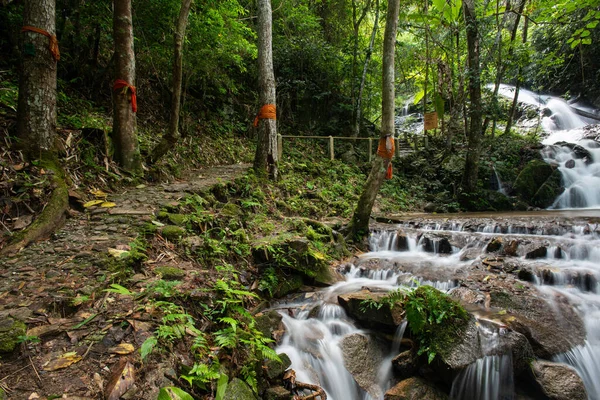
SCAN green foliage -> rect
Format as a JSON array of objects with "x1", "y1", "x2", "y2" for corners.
[{"x1": 157, "y1": 386, "x2": 194, "y2": 400}]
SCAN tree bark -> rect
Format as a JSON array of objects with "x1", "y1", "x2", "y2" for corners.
[
  {"x1": 353, "y1": 0, "x2": 379, "y2": 138},
  {"x1": 16, "y1": 0, "x2": 57, "y2": 157},
  {"x1": 253, "y1": 0, "x2": 278, "y2": 180},
  {"x1": 148, "y1": 0, "x2": 193, "y2": 163},
  {"x1": 460, "y1": 0, "x2": 483, "y2": 197},
  {"x1": 348, "y1": 0, "x2": 400, "y2": 240},
  {"x1": 112, "y1": 0, "x2": 142, "y2": 174},
  {"x1": 351, "y1": 0, "x2": 373, "y2": 137}
]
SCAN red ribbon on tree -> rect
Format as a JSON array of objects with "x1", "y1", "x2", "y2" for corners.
[
  {"x1": 376, "y1": 135, "x2": 395, "y2": 179},
  {"x1": 253, "y1": 104, "x2": 276, "y2": 127},
  {"x1": 113, "y1": 79, "x2": 137, "y2": 113},
  {"x1": 21, "y1": 26, "x2": 60, "y2": 61}
]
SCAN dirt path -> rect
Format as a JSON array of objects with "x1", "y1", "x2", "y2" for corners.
[{"x1": 0, "y1": 164, "x2": 250, "y2": 400}]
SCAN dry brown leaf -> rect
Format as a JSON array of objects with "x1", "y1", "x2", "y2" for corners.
[
  {"x1": 42, "y1": 351, "x2": 82, "y2": 371},
  {"x1": 105, "y1": 360, "x2": 135, "y2": 400},
  {"x1": 109, "y1": 343, "x2": 135, "y2": 355}
]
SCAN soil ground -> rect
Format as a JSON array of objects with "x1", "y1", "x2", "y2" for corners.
[{"x1": 0, "y1": 164, "x2": 250, "y2": 400}]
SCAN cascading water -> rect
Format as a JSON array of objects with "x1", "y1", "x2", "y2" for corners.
[
  {"x1": 273, "y1": 217, "x2": 600, "y2": 399},
  {"x1": 495, "y1": 83, "x2": 600, "y2": 209}
]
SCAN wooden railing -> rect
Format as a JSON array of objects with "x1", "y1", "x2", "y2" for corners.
[{"x1": 277, "y1": 131, "x2": 427, "y2": 161}]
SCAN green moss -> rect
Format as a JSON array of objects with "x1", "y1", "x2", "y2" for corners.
[
  {"x1": 513, "y1": 160, "x2": 555, "y2": 202},
  {"x1": 167, "y1": 213, "x2": 188, "y2": 226},
  {"x1": 221, "y1": 202, "x2": 242, "y2": 217},
  {"x1": 155, "y1": 266, "x2": 186, "y2": 280},
  {"x1": 532, "y1": 169, "x2": 563, "y2": 208},
  {"x1": 0, "y1": 318, "x2": 27, "y2": 353},
  {"x1": 161, "y1": 225, "x2": 187, "y2": 242}
]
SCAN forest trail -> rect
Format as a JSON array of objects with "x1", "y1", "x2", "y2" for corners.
[{"x1": 0, "y1": 163, "x2": 250, "y2": 399}]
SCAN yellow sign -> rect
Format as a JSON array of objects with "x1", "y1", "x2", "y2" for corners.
[{"x1": 424, "y1": 112, "x2": 438, "y2": 130}]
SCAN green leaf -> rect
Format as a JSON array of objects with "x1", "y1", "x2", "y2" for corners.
[
  {"x1": 586, "y1": 21, "x2": 599, "y2": 29},
  {"x1": 157, "y1": 387, "x2": 194, "y2": 400},
  {"x1": 413, "y1": 89, "x2": 425, "y2": 105},
  {"x1": 215, "y1": 373, "x2": 229, "y2": 400},
  {"x1": 104, "y1": 283, "x2": 134, "y2": 296},
  {"x1": 580, "y1": 30, "x2": 591, "y2": 38},
  {"x1": 582, "y1": 38, "x2": 592, "y2": 45},
  {"x1": 428, "y1": 351, "x2": 436, "y2": 364},
  {"x1": 140, "y1": 336, "x2": 157, "y2": 361},
  {"x1": 571, "y1": 39, "x2": 581, "y2": 49}
]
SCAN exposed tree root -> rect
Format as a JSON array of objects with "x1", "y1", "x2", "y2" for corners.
[
  {"x1": 284, "y1": 369, "x2": 327, "y2": 400},
  {"x1": 1, "y1": 156, "x2": 68, "y2": 255}
]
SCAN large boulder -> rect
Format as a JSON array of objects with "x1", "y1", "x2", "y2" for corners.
[
  {"x1": 490, "y1": 289, "x2": 586, "y2": 358},
  {"x1": 531, "y1": 360, "x2": 587, "y2": 400},
  {"x1": 338, "y1": 290, "x2": 404, "y2": 331},
  {"x1": 434, "y1": 316, "x2": 483, "y2": 371},
  {"x1": 340, "y1": 333, "x2": 386, "y2": 399},
  {"x1": 384, "y1": 377, "x2": 448, "y2": 400},
  {"x1": 513, "y1": 160, "x2": 561, "y2": 205}
]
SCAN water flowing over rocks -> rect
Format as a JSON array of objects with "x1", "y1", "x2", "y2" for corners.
[{"x1": 274, "y1": 211, "x2": 600, "y2": 399}]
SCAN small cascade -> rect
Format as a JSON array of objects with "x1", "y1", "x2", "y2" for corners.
[
  {"x1": 450, "y1": 322, "x2": 515, "y2": 400},
  {"x1": 542, "y1": 139, "x2": 600, "y2": 209},
  {"x1": 378, "y1": 321, "x2": 408, "y2": 391},
  {"x1": 490, "y1": 167, "x2": 507, "y2": 195},
  {"x1": 541, "y1": 98, "x2": 588, "y2": 131}
]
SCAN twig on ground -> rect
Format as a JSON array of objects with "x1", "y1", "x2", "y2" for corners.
[{"x1": 29, "y1": 356, "x2": 42, "y2": 384}]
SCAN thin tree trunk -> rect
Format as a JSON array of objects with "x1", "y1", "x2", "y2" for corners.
[
  {"x1": 505, "y1": 4, "x2": 528, "y2": 135},
  {"x1": 348, "y1": 0, "x2": 400, "y2": 240},
  {"x1": 17, "y1": 0, "x2": 57, "y2": 157},
  {"x1": 254, "y1": 0, "x2": 278, "y2": 180},
  {"x1": 351, "y1": 0, "x2": 373, "y2": 137},
  {"x1": 148, "y1": 0, "x2": 193, "y2": 163},
  {"x1": 461, "y1": 0, "x2": 483, "y2": 197},
  {"x1": 353, "y1": 0, "x2": 379, "y2": 137},
  {"x1": 112, "y1": 0, "x2": 142, "y2": 173}
]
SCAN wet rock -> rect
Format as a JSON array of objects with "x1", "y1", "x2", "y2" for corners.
[
  {"x1": 565, "y1": 159, "x2": 576, "y2": 168},
  {"x1": 391, "y1": 339, "x2": 418, "y2": 380},
  {"x1": 531, "y1": 360, "x2": 587, "y2": 400},
  {"x1": 489, "y1": 330, "x2": 535, "y2": 376},
  {"x1": 435, "y1": 316, "x2": 483, "y2": 371},
  {"x1": 338, "y1": 290, "x2": 404, "y2": 331},
  {"x1": 517, "y1": 268, "x2": 536, "y2": 282},
  {"x1": 263, "y1": 353, "x2": 291, "y2": 380},
  {"x1": 419, "y1": 233, "x2": 453, "y2": 254},
  {"x1": 223, "y1": 378, "x2": 258, "y2": 400},
  {"x1": 486, "y1": 237, "x2": 503, "y2": 252},
  {"x1": 524, "y1": 245, "x2": 547, "y2": 259},
  {"x1": 384, "y1": 377, "x2": 448, "y2": 400},
  {"x1": 264, "y1": 386, "x2": 292, "y2": 400},
  {"x1": 0, "y1": 317, "x2": 27, "y2": 352},
  {"x1": 255, "y1": 310, "x2": 283, "y2": 340},
  {"x1": 513, "y1": 160, "x2": 556, "y2": 204},
  {"x1": 503, "y1": 240, "x2": 519, "y2": 256},
  {"x1": 449, "y1": 287, "x2": 488, "y2": 307},
  {"x1": 532, "y1": 169, "x2": 563, "y2": 208},
  {"x1": 340, "y1": 333, "x2": 386, "y2": 399},
  {"x1": 490, "y1": 289, "x2": 586, "y2": 358}
]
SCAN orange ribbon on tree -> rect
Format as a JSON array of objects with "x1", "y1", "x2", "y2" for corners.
[
  {"x1": 376, "y1": 135, "x2": 395, "y2": 179},
  {"x1": 253, "y1": 104, "x2": 276, "y2": 127},
  {"x1": 21, "y1": 26, "x2": 60, "y2": 61},
  {"x1": 113, "y1": 79, "x2": 137, "y2": 113}
]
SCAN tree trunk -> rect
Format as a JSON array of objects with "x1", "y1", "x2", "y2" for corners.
[
  {"x1": 351, "y1": 0, "x2": 373, "y2": 137},
  {"x1": 347, "y1": 0, "x2": 400, "y2": 240},
  {"x1": 505, "y1": 4, "x2": 529, "y2": 136},
  {"x1": 16, "y1": 0, "x2": 58, "y2": 157},
  {"x1": 148, "y1": 0, "x2": 193, "y2": 163},
  {"x1": 253, "y1": 0, "x2": 278, "y2": 180},
  {"x1": 353, "y1": 0, "x2": 379, "y2": 138},
  {"x1": 112, "y1": 0, "x2": 142, "y2": 174},
  {"x1": 461, "y1": 0, "x2": 483, "y2": 197}
]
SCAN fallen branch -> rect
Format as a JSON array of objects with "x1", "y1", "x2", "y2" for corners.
[{"x1": 293, "y1": 381, "x2": 327, "y2": 400}]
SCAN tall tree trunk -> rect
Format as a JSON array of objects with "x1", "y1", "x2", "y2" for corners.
[
  {"x1": 112, "y1": 0, "x2": 142, "y2": 173},
  {"x1": 351, "y1": 0, "x2": 373, "y2": 137},
  {"x1": 148, "y1": 0, "x2": 193, "y2": 163},
  {"x1": 17, "y1": 0, "x2": 58, "y2": 157},
  {"x1": 347, "y1": 0, "x2": 400, "y2": 240},
  {"x1": 353, "y1": 0, "x2": 379, "y2": 137},
  {"x1": 461, "y1": 0, "x2": 483, "y2": 197},
  {"x1": 505, "y1": 3, "x2": 529, "y2": 136},
  {"x1": 254, "y1": 0, "x2": 278, "y2": 180}
]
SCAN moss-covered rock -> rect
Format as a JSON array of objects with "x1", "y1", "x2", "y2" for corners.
[
  {"x1": 221, "y1": 202, "x2": 242, "y2": 217},
  {"x1": 0, "y1": 317, "x2": 27, "y2": 353},
  {"x1": 274, "y1": 274, "x2": 304, "y2": 297},
  {"x1": 263, "y1": 353, "x2": 291, "y2": 380},
  {"x1": 154, "y1": 266, "x2": 186, "y2": 280},
  {"x1": 166, "y1": 213, "x2": 187, "y2": 226},
  {"x1": 532, "y1": 169, "x2": 563, "y2": 208},
  {"x1": 223, "y1": 378, "x2": 257, "y2": 400},
  {"x1": 160, "y1": 225, "x2": 187, "y2": 242},
  {"x1": 338, "y1": 290, "x2": 404, "y2": 332},
  {"x1": 513, "y1": 160, "x2": 561, "y2": 205},
  {"x1": 264, "y1": 386, "x2": 292, "y2": 400}
]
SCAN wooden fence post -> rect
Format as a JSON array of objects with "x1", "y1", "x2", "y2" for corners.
[
  {"x1": 368, "y1": 138, "x2": 372, "y2": 162},
  {"x1": 277, "y1": 134, "x2": 283, "y2": 160},
  {"x1": 329, "y1": 136, "x2": 334, "y2": 160}
]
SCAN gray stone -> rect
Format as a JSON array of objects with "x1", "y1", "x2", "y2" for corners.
[
  {"x1": 338, "y1": 290, "x2": 404, "y2": 331},
  {"x1": 264, "y1": 386, "x2": 292, "y2": 400},
  {"x1": 340, "y1": 333, "x2": 386, "y2": 399},
  {"x1": 532, "y1": 360, "x2": 587, "y2": 400},
  {"x1": 263, "y1": 353, "x2": 291, "y2": 380},
  {"x1": 223, "y1": 378, "x2": 258, "y2": 400}
]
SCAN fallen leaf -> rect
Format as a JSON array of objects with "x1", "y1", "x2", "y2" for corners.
[
  {"x1": 109, "y1": 343, "x2": 135, "y2": 355},
  {"x1": 136, "y1": 184, "x2": 146, "y2": 189},
  {"x1": 100, "y1": 202, "x2": 117, "y2": 208},
  {"x1": 28, "y1": 393, "x2": 40, "y2": 400},
  {"x1": 108, "y1": 248, "x2": 129, "y2": 258},
  {"x1": 115, "y1": 244, "x2": 131, "y2": 251},
  {"x1": 91, "y1": 189, "x2": 108, "y2": 198},
  {"x1": 12, "y1": 163, "x2": 25, "y2": 171},
  {"x1": 105, "y1": 360, "x2": 135, "y2": 400},
  {"x1": 151, "y1": 220, "x2": 165, "y2": 227},
  {"x1": 42, "y1": 351, "x2": 82, "y2": 371},
  {"x1": 84, "y1": 200, "x2": 104, "y2": 208},
  {"x1": 13, "y1": 215, "x2": 33, "y2": 230}
]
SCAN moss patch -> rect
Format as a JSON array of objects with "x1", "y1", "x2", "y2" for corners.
[
  {"x1": 161, "y1": 225, "x2": 187, "y2": 242},
  {"x1": 0, "y1": 317, "x2": 26, "y2": 353},
  {"x1": 155, "y1": 266, "x2": 186, "y2": 280}
]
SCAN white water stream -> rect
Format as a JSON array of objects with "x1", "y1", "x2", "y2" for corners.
[{"x1": 274, "y1": 218, "x2": 600, "y2": 399}]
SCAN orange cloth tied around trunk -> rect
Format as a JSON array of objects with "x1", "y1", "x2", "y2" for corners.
[
  {"x1": 21, "y1": 26, "x2": 60, "y2": 61},
  {"x1": 253, "y1": 104, "x2": 276, "y2": 127},
  {"x1": 376, "y1": 135, "x2": 395, "y2": 179},
  {"x1": 113, "y1": 79, "x2": 137, "y2": 113}
]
